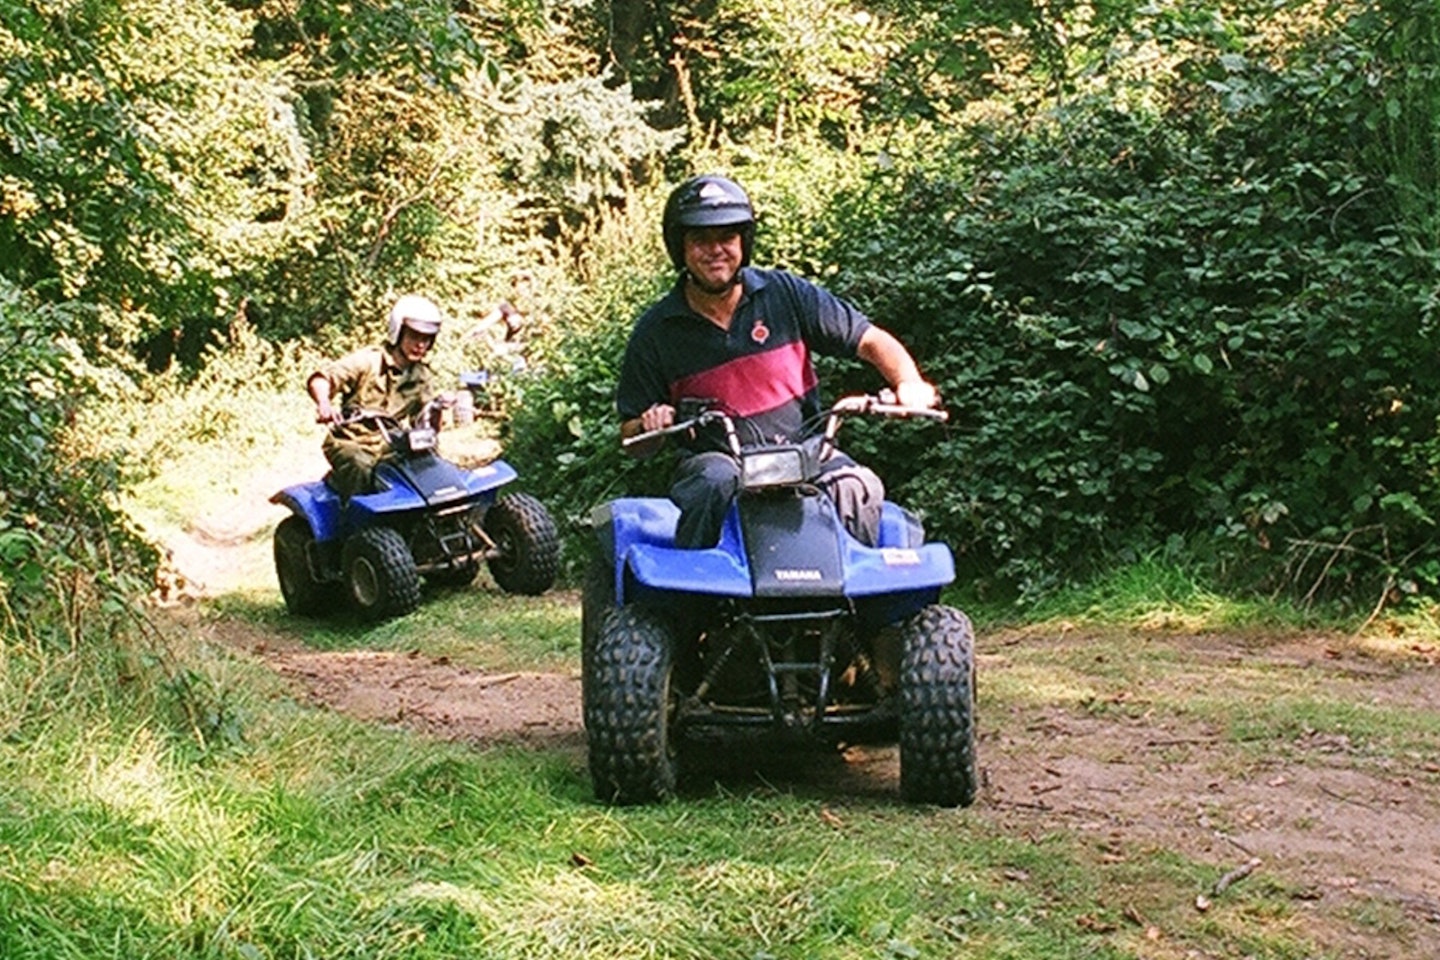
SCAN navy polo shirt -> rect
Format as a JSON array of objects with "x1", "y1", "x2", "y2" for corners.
[{"x1": 616, "y1": 267, "x2": 872, "y2": 448}]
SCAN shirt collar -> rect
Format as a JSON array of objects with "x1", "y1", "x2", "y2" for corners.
[
  {"x1": 383, "y1": 344, "x2": 409, "y2": 374},
  {"x1": 657, "y1": 266, "x2": 765, "y2": 320}
]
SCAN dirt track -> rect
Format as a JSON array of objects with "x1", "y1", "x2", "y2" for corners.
[{"x1": 182, "y1": 602, "x2": 1440, "y2": 959}]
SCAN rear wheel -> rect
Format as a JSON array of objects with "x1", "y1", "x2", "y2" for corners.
[
  {"x1": 585, "y1": 606, "x2": 678, "y2": 805},
  {"x1": 273, "y1": 516, "x2": 335, "y2": 616},
  {"x1": 898, "y1": 605, "x2": 977, "y2": 807},
  {"x1": 342, "y1": 526, "x2": 421, "y2": 621},
  {"x1": 484, "y1": 493, "x2": 560, "y2": 595}
]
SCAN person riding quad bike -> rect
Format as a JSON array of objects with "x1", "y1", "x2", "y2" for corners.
[
  {"x1": 309, "y1": 294, "x2": 452, "y2": 499},
  {"x1": 582, "y1": 176, "x2": 976, "y2": 805},
  {"x1": 272, "y1": 294, "x2": 559, "y2": 620}
]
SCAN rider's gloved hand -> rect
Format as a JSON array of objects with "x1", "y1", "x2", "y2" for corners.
[{"x1": 315, "y1": 398, "x2": 338, "y2": 424}]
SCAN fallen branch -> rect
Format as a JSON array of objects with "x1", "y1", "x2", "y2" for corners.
[
  {"x1": 1213, "y1": 857, "x2": 1262, "y2": 896},
  {"x1": 1216, "y1": 832, "x2": 1257, "y2": 857},
  {"x1": 1320, "y1": 784, "x2": 1379, "y2": 810}
]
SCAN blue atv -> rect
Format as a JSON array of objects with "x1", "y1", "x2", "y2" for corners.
[
  {"x1": 582, "y1": 394, "x2": 976, "y2": 806},
  {"x1": 271, "y1": 403, "x2": 559, "y2": 621}
]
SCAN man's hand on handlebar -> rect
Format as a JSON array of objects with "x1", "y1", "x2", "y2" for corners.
[
  {"x1": 893, "y1": 379, "x2": 940, "y2": 410},
  {"x1": 620, "y1": 403, "x2": 678, "y2": 458},
  {"x1": 315, "y1": 398, "x2": 339, "y2": 424},
  {"x1": 640, "y1": 403, "x2": 676, "y2": 433}
]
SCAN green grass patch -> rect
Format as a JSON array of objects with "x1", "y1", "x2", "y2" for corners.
[
  {"x1": 215, "y1": 584, "x2": 582, "y2": 673},
  {"x1": 1, "y1": 694, "x2": 1321, "y2": 959},
  {"x1": 5, "y1": 597, "x2": 1393, "y2": 959}
]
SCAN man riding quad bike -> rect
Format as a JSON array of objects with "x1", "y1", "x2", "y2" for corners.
[
  {"x1": 274, "y1": 293, "x2": 559, "y2": 621},
  {"x1": 582, "y1": 395, "x2": 977, "y2": 806},
  {"x1": 271, "y1": 399, "x2": 559, "y2": 621}
]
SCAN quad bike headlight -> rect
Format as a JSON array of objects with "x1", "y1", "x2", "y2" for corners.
[
  {"x1": 405, "y1": 427, "x2": 438, "y2": 453},
  {"x1": 741, "y1": 446, "x2": 807, "y2": 489}
]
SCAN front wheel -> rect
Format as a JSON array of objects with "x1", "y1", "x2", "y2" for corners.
[
  {"x1": 273, "y1": 516, "x2": 335, "y2": 616},
  {"x1": 584, "y1": 606, "x2": 678, "y2": 805},
  {"x1": 898, "y1": 604, "x2": 978, "y2": 807},
  {"x1": 580, "y1": 557, "x2": 616, "y2": 716},
  {"x1": 342, "y1": 526, "x2": 421, "y2": 621},
  {"x1": 484, "y1": 493, "x2": 559, "y2": 595}
]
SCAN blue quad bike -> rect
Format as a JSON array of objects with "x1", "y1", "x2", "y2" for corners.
[
  {"x1": 582, "y1": 395, "x2": 977, "y2": 807},
  {"x1": 271, "y1": 404, "x2": 559, "y2": 621}
]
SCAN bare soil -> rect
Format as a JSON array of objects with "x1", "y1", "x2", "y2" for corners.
[{"x1": 160, "y1": 501, "x2": 1440, "y2": 960}]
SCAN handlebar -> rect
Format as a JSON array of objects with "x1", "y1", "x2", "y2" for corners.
[
  {"x1": 621, "y1": 409, "x2": 729, "y2": 449},
  {"x1": 333, "y1": 395, "x2": 449, "y2": 431},
  {"x1": 830, "y1": 391, "x2": 949, "y2": 422},
  {"x1": 334, "y1": 407, "x2": 398, "y2": 428},
  {"x1": 621, "y1": 394, "x2": 946, "y2": 452}
]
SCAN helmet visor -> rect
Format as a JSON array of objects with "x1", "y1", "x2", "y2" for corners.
[{"x1": 401, "y1": 316, "x2": 441, "y2": 337}]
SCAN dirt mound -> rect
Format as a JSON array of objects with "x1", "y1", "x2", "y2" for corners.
[{"x1": 268, "y1": 647, "x2": 582, "y2": 747}]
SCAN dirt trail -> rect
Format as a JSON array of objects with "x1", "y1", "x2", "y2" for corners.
[{"x1": 161, "y1": 499, "x2": 1440, "y2": 959}]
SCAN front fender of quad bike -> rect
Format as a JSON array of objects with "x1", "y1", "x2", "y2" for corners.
[
  {"x1": 580, "y1": 557, "x2": 615, "y2": 712},
  {"x1": 271, "y1": 482, "x2": 345, "y2": 544},
  {"x1": 898, "y1": 604, "x2": 978, "y2": 807},
  {"x1": 584, "y1": 605, "x2": 679, "y2": 805},
  {"x1": 484, "y1": 493, "x2": 560, "y2": 595},
  {"x1": 342, "y1": 526, "x2": 422, "y2": 621}
]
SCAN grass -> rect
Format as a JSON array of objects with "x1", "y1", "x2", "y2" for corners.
[
  {"x1": 1, "y1": 690, "x2": 1147, "y2": 959},
  {"x1": 6, "y1": 370, "x2": 1439, "y2": 958},
  {"x1": 217, "y1": 585, "x2": 583, "y2": 673},
  {"x1": 10, "y1": 573, "x2": 1433, "y2": 958},
  {"x1": 0, "y1": 746, "x2": 1271, "y2": 959}
]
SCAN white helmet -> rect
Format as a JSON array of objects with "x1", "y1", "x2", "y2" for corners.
[{"x1": 387, "y1": 294, "x2": 443, "y2": 345}]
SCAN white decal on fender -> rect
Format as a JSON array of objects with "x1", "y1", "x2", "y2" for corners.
[{"x1": 881, "y1": 548, "x2": 921, "y2": 566}]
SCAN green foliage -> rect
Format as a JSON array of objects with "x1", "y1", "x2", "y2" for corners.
[
  {"x1": 496, "y1": 70, "x2": 685, "y2": 216},
  {"x1": 0, "y1": 281, "x2": 233, "y2": 763},
  {"x1": 250, "y1": 0, "x2": 494, "y2": 87},
  {"x1": 6, "y1": 0, "x2": 1440, "y2": 612},
  {"x1": 0, "y1": 0, "x2": 308, "y2": 366},
  {"x1": 806, "y1": 4, "x2": 1440, "y2": 603},
  {"x1": 511, "y1": 1, "x2": 1440, "y2": 608},
  {"x1": 501, "y1": 208, "x2": 676, "y2": 571},
  {"x1": 0, "y1": 281, "x2": 153, "y2": 614}
]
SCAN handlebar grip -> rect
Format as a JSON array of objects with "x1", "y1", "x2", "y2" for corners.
[
  {"x1": 620, "y1": 409, "x2": 726, "y2": 448},
  {"x1": 869, "y1": 403, "x2": 948, "y2": 422},
  {"x1": 621, "y1": 418, "x2": 696, "y2": 448}
]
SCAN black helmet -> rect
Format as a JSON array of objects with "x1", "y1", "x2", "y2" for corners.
[{"x1": 662, "y1": 174, "x2": 756, "y2": 270}]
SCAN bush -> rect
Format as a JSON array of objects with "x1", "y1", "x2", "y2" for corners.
[
  {"x1": 0, "y1": 281, "x2": 237, "y2": 757},
  {"x1": 506, "y1": 5, "x2": 1440, "y2": 610},
  {"x1": 810, "y1": 17, "x2": 1440, "y2": 603}
]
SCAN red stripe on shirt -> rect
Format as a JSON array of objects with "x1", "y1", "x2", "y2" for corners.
[{"x1": 670, "y1": 340, "x2": 816, "y2": 417}]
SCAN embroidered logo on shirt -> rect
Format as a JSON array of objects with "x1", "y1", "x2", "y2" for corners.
[{"x1": 752, "y1": 319, "x2": 770, "y2": 344}]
